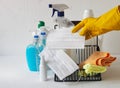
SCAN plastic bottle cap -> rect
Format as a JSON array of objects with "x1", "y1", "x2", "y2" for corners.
[
  {"x1": 34, "y1": 35, "x2": 39, "y2": 38},
  {"x1": 49, "y1": 4, "x2": 52, "y2": 8},
  {"x1": 38, "y1": 21, "x2": 45, "y2": 29},
  {"x1": 58, "y1": 11, "x2": 64, "y2": 17},
  {"x1": 41, "y1": 32, "x2": 46, "y2": 35}
]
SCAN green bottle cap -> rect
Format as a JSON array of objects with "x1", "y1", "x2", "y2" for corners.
[{"x1": 38, "y1": 21, "x2": 45, "y2": 28}]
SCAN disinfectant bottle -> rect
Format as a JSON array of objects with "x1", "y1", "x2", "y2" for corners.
[
  {"x1": 26, "y1": 34, "x2": 40, "y2": 71},
  {"x1": 38, "y1": 21, "x2": 48, "y2": 46},
  {"x1": 38, "y1": 21, "x2": 48, "y2": 81}
]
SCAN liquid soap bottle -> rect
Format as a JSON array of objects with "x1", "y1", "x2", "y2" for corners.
[{"x1": 26, "y1": 34, "x2": 40, "y2": 71}]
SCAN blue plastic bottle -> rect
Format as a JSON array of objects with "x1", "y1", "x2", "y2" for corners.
[{"x1": 26, "y1": 35, "x2": 41, "y2": 71}]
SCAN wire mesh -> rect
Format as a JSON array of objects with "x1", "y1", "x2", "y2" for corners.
[{"x1": 54, "y1": 21, "x2": 102, "y2": 82}]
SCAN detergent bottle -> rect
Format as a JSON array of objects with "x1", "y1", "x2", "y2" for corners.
[
  {"x1": 38, "y1": 21, "x2": 48, "y2": 46},
  {"x1": 37, "y1": 21, "x2": 48, "y2": 54},
  {"x1": 38, "y1": 21, "x2": 48, "y2": 81},
  {"x1": 26, "y1": 34, "x2": 40, "y2": 72},
  {"x1": 49, "y1": 4, "x2": 74, "y2": 29}
]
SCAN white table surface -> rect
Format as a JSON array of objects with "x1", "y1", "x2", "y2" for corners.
[{"x1": 0, "y1": 55, "x2": 120, "y2": 88}]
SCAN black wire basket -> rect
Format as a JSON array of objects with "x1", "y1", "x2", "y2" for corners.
[{"x1": 54, "y1": 21, "x2": 102, "y2": 82}]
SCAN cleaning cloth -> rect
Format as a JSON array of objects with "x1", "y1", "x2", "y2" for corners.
[
  {"x1": 83, "y1": 64, "x2": 107, "y2": 75},
  {"x1": 40, "y1": 47, "x2": 79, "y2": 80},
  {"x1": 79, "y1": 51, "x2": 116, "y2": 68}
]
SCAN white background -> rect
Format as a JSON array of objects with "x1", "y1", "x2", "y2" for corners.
[{"x1": 0, "y1": 0, "x2": 120, "y2": 56}]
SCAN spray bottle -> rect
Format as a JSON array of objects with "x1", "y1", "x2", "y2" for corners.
[
  {"x1": 49, "y1": 4, "x2": 74, "y2": 29},
  {"x1": 49, "y1": 4, "x2": 74, "y2": 59}
]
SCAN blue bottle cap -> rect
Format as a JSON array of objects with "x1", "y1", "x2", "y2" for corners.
[
  {"x1": 58, "y1": 11, "x2": 64, "y2": 17},
  {"x1": 34, "y1": 35, "x2": 39, "y2": 38},
  {"x1": 41, "y1": 32, "x2": 46, "y2": 35}
]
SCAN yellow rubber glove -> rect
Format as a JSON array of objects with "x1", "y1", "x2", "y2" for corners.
[{"x1": 72, "y1": 5, "x2": 120, "y2": 40}]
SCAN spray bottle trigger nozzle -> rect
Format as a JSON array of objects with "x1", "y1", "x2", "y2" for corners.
[
  {"x1": 49, "y1": 4, "x2": 56, "y2": 17},
  {"x1": 52, "y1": 9, "x2": 57, "y2": 17}
]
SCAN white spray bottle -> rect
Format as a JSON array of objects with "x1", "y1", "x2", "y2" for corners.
[{"x1": 49, "y1": 4, "x2": 74, "y2": 29}]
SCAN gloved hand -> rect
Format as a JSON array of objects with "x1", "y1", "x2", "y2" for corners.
[{"x1": 72, "y1": 5, "x2": 120, "y2": 40}]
